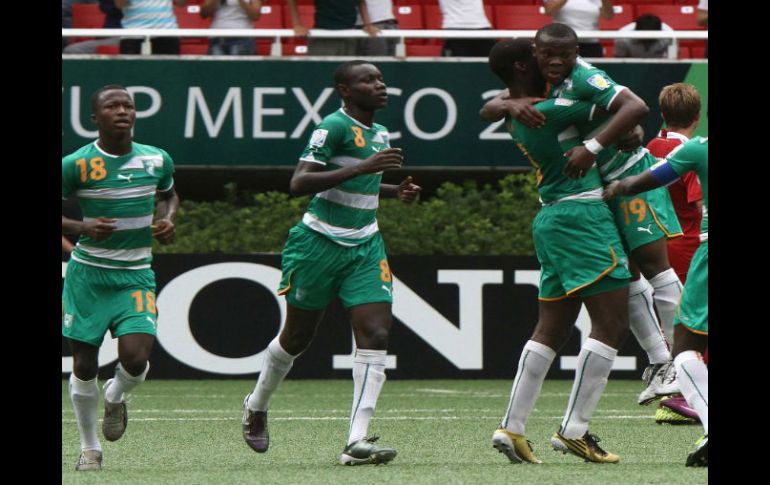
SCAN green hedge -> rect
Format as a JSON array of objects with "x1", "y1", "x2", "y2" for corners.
[{"x1": 157, "y1": 173, "x2": 540, "y2": 256}]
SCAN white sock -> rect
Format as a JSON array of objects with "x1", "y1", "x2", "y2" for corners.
[
  {"x1": 105, "y1": 362, "x2": 149, "y2": 404},
  {"x1": 648, "y1": 268, "x2": 683, "y2": 344},
  {"x1": 347, "y1": 349, "x2": 387, "y2": 445},
  {"x1": 248, "y1": 337, "x2": 296, "y2": 412},
  {"x1": 560, "y1": 338, "x2": 617, "y2": 439},
  {"x1": 69, "y1": 374, "x2": 102, "y2": 452},
  {"x1": 674, "y1": 351, "x2": 708, "y2": 435},
  {"x1": 501, "y1": 340, "x2": 556, "y2": 435},
  {"x1": 628, "y1": 278, "x2": 670, "y2": 364}
]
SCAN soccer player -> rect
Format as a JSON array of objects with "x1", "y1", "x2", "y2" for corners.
[
  {"x1": 62, "y1": 85, "x2": 180, "y2": 471},
  {"x1": 604, "y1": 136, "x2": 708, "y2": 467},
  {"x1": 500, "y1": 23, "x2": 685, "y2": 406},
  {"x1": 483, "y1": 39, "x2": 631, "y2": 464},
  {"x1": 241, "y1": 60, "x2": 421, "y2": 466}
]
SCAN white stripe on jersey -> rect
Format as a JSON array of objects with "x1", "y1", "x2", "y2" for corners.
[
  {"x1": 70, "y1": 253, "x2": 151, "y2": 270},
  {"x1": 77, "y1": 185, "x2": 157, "y2": 200},
  {"x1": 602, "y1": 148, "x2": 649, "y2": 181},
  {"x1": 316, "y1": 188, "x2": 379, "y2": 210},
  {"x1": 83, "y1": 214, "x2": 154, "y2": 231},
  {"x1": 327, "y1": 156, "x2": 361, "y2": 168},
  {"x1": 302, "y1": 213, "x2": 379, "y2": 246},
  {"x1": 77, "y1": 245, "x2": 152, "y2": 262}
]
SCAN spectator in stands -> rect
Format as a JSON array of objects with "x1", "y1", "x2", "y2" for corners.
[
  {"x1": 63, "y1": 0, "x2": 74, "y2": 50},
  {"x1": 697, "y1": 0, "x2": 707, "y2": 58},
  {"x1": 64, "y1": 0, "x2": 124, "y2": 54},
  {"x1": 356, "y1": 0, "x2": 399, "y2": 56},
  {"x1": 285, "y1": 0, "x2": 359, "y2": 56},
  {"x1": 438, "y1": 0, "x2": 495, "y2": 57},
  {"x1": 614, "y1": 14, "x2": 672, "y2": 59},
  {"x1": 201, "y1": 0, "x2": 263, "y2": 55},
  {"x1": 116, "y1": 0, "x2": 187, "y2": 55},
  {"x1": 543, "y1": 0, "x2": 614, "y2": 58}
]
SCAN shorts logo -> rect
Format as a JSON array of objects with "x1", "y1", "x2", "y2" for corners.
[
  {"x1": 146, "y1": 316, "x2": 157, "y2": 328},
  {"x1": 309, "y1": 129, "x2": 329, "y2": 148},
  {"x1": 587, "y1": 74, "x2": 611, "y2": 91},
  {"x1": 294, "y1": 287, "x2": 305, "y2": 302},
  {"x1": 63, "y1": 313, "x2": 73, "y2": 328},
  {"x1": 637, "y1": 224, "x2": 653, "y2": 235},
  {"x1": 381, "y1": 285, "x2": 392, "y2": 297}
]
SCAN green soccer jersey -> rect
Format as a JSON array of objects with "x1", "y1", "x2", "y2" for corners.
[
  {"x1": 297, "y1": 108, "x2": 391, "y2": 247},
  {"x1": 62, "y1": 141, "x2": 175, "y2": 270},
  {"x1": 667, "y1": 137, "x2": 708, "y2": 236},
  {"x1": 508, "y1": 98, "x2": 603, "y2": 203}
]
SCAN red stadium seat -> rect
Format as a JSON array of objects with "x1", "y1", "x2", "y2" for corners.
[
  {"x1": 282, "y1": 4, "x2": 315, "y2": 29},
  {"x1": 626, "y1": 0, "x2": 675, "y2": 4},
  {"x1": 394, "y1": 5, "x2": 424, "y2": 30},
  {"x1": 282, "y1": 39, "x2": 308, "y2": 56},
  {"x1": 253, "y1": 4, "x2": 283, "y2": 29},
  {"x1": 406, "y1": 44, "x2": 443, "y2": 57},
  {"x1": 174, "y1": 4, "x2": 212, "y2": 46},
  {"x1": 494, "y1": 5, "x2": 549, "y2": 30},
  {"x1": 423, "y1": 4, "x2": 442, "y2": 30},
  {"x1": 70, "y1": 4, "x2": 106, "y2": 44},
  {"x1": 599, "y1": 4, "x2": 634, "y2": 31},
  {"x1": 180, "y1": 43, "x2": 209, "y2": 55},
  {"x1": 95, "y1": 44, "x2": 120, "y2": 55},
  {"x1": 634, "y1": 4, "x2": 704, "y2": 30}
]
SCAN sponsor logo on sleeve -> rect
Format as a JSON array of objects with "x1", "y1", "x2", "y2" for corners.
[
  {"x1": 587, "y1": 74, "x2": 611, "y2": 91},
  {"x1": 309, "y1": 129, "x2": 329, "y2": 147}
]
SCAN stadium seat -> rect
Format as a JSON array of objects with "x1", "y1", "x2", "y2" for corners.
[
  {"x1": 494, "y1": 5, "x2": 550, "y2": 30},
  {"x1": 599, "y1": 4, "x2": 634, "y2": 31},
  {"x1": 253, "y1": 4, "x2": 283, "y2": 29},
  {"x1": 406, "y1": 44, "x2": 442, "y2": 57},
  {"x1": 394, "y1": 5, "x2": 424, "y2": 30},
  {"x1": 95, "y1": 44, "x2": 120, "y2": 55},
  {"x1": 70, "y1": 3, "x2": 106, "y2": 44},
  {"x1": 282, "y1": 39, "x2": 308, "y2": 56},
  {"x1": 180, "y1": 43, "x2": 209, "y2": 55},
  {"x1": 174, "y1": 4, "x2": 212, "y2": 46},
  {"x1": 423, "y1": 4, "x2": 442, "y2": 30},
  {"x1": 282, "y1": 4, "x2": 315, "y2": 29},
  {"x1": 626, "y1": 0, "x2": 675, "y2": 4},
  {"x1": 633, "y1": 4, "x2": 704, "y2": 30}
]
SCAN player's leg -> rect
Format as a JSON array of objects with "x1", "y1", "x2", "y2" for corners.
[
  {"x1": 551, "y1": 282, "x2": 628, "y2": 464},
  {"x1": 494, "y1": 297, "x2": 580, "y2": 464},
  {"x1": 632, "y1": 237, "x2": 682, "y2": 345},
  {"x1": 68, "y1": 339, "x2": 103, "y2": 471}
]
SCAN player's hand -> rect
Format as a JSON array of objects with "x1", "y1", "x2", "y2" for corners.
[
  {"x1": 616, "y1": 125, "x2": 644, "y2": 152},
  {"x1": 83, "y1": 217, "x2": 117, "y2": 241},
  {"x1": 151, "y1": 218, "x2": 176, "y2": 245},
  {"x1": 506, "y1": 98, "x2": 546, "y2": 128},
  {"x1": 603, "y1": 180, "x2": 624, "y2": 200},
  {"x1": 563, "y1": 146, "x2": 597, "y2": 179},
  {"x1": 358, "y1": 148, "x2": 404, "y2": 174},
  {"x1": 397, "y1": 176, "x2": 421, "y2": 203}
]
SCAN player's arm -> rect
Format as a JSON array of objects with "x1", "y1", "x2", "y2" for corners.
[
  {"x1": 564, "y1": 89, "x2": 649, "y2": 178},
  {"x1": 381, "y1": 175, "x2": 422, "y2": 203},
  {"x1": 290, "y1": 148, "x2": 404, "y2": 197},
  {"x1": 480, "y1": 89, "x2": 546, "y2": 126},
  {"x1": 153, "y1": 185, "x2": 180, "y2": 245},
  {"x1": 603, "y1": 160, "x2": 680, "y2": 200},
  {"x1": 285, "y1": 0, "x2": 309, "y2": 36},
  {"x1": 62, "y1": 214, "x2": 117, "y2": 241}
]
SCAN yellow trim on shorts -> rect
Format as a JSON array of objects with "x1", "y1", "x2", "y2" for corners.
[
  {"x1": 676, "y1": 322, "x2": 708, "y2": 336},
  {"x1": 277, "y1": 269, "x2": 294, "y2": 296},
  {"x1": 537, "y1": 246, "x2": 620, "y2": 301},
  {"x1": 649, "y1": 204, "x2": 684, "y2": 240}
]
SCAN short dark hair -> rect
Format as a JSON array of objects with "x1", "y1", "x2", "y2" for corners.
[
  {"x1": 91, "y1": 84, "x2": 128, "y2": 113},
  {"x1": 635, "y1": 14, "x2": 662, "y2": 31},
  {"x1": 333, "y1": 60, "x2": 372, "y2": 87},
  {"x1": 488, "y1": 39, "x2": 534, "y2": 85},
  {"x1": 535, "y1": 23, "x2": 578, "y2": 44}
]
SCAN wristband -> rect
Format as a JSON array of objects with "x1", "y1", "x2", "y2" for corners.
[{"x1": 583, "y1": 138, "x2": 604, "y2": 155}]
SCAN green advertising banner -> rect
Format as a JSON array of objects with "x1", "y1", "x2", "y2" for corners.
[{"x1": 62, "y1": 59, "x2": 706, "y2": 168}]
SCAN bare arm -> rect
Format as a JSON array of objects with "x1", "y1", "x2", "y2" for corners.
[
  {"x1": 479, "y1": 90, "x2": 546, "y2": 127},
  {"x1": 239, "y1": 0, "x2": 263, "y2": 21},
  {"x1": 603, "y1": 170, "x2": 661, "y2": 200},
  {"x1": 152, "y1": 186, "x2": 180, "y2": 244},
  {"x1": 290, "y1": 148, "x2": 404, "y2": 197},
  {"x1": 543, "y1": 0, "x2": 568, "y2": 17},
  {"x1": 114, "y1": 0, "x2": 129, "y2": 9},
  {"x1": 697, "y1": 8, "x2": 708, "y2": 26},
  {"x1": 200, "y1": 0, "x2": 220, "y2": 19},
  {"x1": 285, "y1": 0, "x2": 309, "y2": 36},
  {"x1": 62, "y1": 215, "x2": 117, "y2": 241},
  {"x1": 600, "y1": 0, "x2": 614, "y2": 20},
  {"x1": 360, "y1": 0, "x2": 380, "y2": 37},
  {"x1": 62, "y1": 235, "x2": 75, "y2": 254},
  {"x1": 380, "y1": 176, "x2": 422, "y2": 203}
]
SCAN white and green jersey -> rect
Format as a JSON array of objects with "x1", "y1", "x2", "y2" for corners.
[
  {"x1": 667, "y1": 137, "x2": 708, "y2": 238},
  {"x1": 297, "y1": 109, "x2": 391, "y2": 247},
  {"x1": 548, "y1": 57, "x2": 651, "y2": 182},
  {"x1": 62, "y1": 141, "x2": 175, "y2": 270}
]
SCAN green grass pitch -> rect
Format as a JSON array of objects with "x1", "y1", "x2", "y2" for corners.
[{"x1": 62, "y1": 379, "x2": 707, "y2": 484}]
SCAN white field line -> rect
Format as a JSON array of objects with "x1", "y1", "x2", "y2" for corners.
[{"x1": 63, "y1": 414, "x2": 654, "y2": 423}]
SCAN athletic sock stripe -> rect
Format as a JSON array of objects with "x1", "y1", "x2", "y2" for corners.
[
  {"x1": 348, "y1": 363, "x2": 370, "y2": 440},
  {"x1": 680, "y1": 365, "x2": 708, "y2": 407},
  {"x1": 562, "y1": 351, "x2": 592, "y2": 431},
  {"x1": 502, "y1": 350, "x2": 530, "y2": 428}
]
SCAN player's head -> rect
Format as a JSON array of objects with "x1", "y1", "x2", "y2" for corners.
[
  {"x1": 534, "y1": 23, "x2": 578, "y2": 86},
  {"x1": 334, "y1": 60, "x2": 388, "y2": 111},
  {"x1": 90, "y1": 85, "x2": 135, "y2": 135},
  {"x1": 658, "y1": 83, "x2": 701, "y2": 129},
  {"x1": 488, "y1": 39, "x2": 536, "y2": 87}
]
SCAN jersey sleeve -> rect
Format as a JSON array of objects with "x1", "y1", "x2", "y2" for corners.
[
  {"x1": 62, "y1": 156, "x2": 78, "y2": 198},
  {"x1": 157, "y1": 148, "x2": 176, "y2": 192},
  {"x1": 666, "y1": 139, "x2": 704, "y2": 177},
  {"x1": 571, "y1": 66, "x2": 625, "y2": 111},
  {"x1": 299, "y1": 117, "x2": 345, "y2": 165}
]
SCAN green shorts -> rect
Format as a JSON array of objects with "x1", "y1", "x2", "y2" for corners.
[
  {"x1": 534, "y1": 200, "x2": 631, "y2": 300},
  {"x1": 62, "y1": 259, "x2": 158, "y2": 347},
  {"x1": 610, "y1": 158, "x2": 683, "y2": 252},
  {"x1": 278, "y1": 226, "x2": 393, "y2": 310},
  {"x1": 674, "y1": 241, "x2": 708, "y2": 334}
]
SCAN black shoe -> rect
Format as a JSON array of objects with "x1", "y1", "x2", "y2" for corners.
[
  {"x1": 685, "y1": 435, "x2": 708, "y2": 467},
  {"x1": 242, "y1": 394, "x2": 269, "y2": 453}
]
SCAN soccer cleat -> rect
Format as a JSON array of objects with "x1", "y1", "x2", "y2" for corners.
[
  {"x1": 550, "y1": 430, "x2": 619, "y2": 463},
  {"x1": 685, "y1": 435, "x2": 708, "y2": 467},
  {"x1": 655, "y1": 405, "x2": 697, "y2": 425},
  {"x1": 491, "y1": 428, "x2": 542, "y2": 464},
  {"x1": 102, "y1": 379, "x2": 127, "y2": 442},
  {"x1": 242, "y1": 394, "x2": 269, "y2": 453},
  {"x1": 75, "y1": 449, "x2": 102, "y2": 471},
  {"x1": 637, "y1": 361, "x2": 679, "y2": 405},
  {"x1": 339, "y1": 436, "x2": 397, "y2": 465},
  {"x1": 657, "y1": 395, "x2": 700, "y2": 423}
]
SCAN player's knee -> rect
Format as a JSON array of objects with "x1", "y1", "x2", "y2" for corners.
[
  {"x1": 72, "y1": 360, "x2": 99, "y2": 381},
  {"x1": 121, "y1": 357, "x2": 150, "y2": 377}
]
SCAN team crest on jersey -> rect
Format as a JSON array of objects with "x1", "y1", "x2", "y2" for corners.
[
  {"x1": 372, "y1": 131, "x2": 389, "y2": 144},
  {"x1": 63, "y1": 313, "x2": 73, "y2": 328},
  {"x1": 309, "y1": 129, "x2": 329, "y2": 147},
  {"x1": 587, "y1": 74, "x2": 611, "y2": 91}
]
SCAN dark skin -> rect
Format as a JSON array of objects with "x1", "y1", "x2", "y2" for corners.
[
  {"x1": 481, "y1": 52, "x2": 628, "y2": 352},
  {"x1": 281, "y1": 63, "x2": 421, "y2": 355},
  {"x1": 604, "y1": 171, "x2": 708, "y2": 357},
  {"x1": 63, "y1": 88, "x2": 180, "y2": 380}
]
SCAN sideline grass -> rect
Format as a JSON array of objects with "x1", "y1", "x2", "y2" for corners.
[{"x1": 62, "y1": 379, "x2": 707, "y2": 485}]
